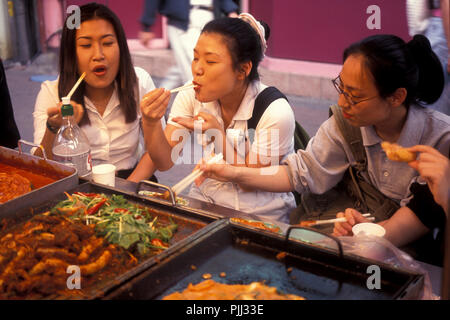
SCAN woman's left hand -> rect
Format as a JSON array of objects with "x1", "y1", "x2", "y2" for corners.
[{"x1": 172, "y1": 112, "x2": 222, "y2": 133}]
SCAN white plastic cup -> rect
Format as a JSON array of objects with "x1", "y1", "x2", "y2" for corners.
[
  {"x1": 352, "y1": 222, "x2": 386, "y2": 237},
  {"x1": 92, "y1": 164, "x2": 116, "y2": 187}
]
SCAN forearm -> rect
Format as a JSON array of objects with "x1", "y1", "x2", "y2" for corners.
[
  {"x1": 127, "y1": 152, "x2": 157, "y2": 183},
  {"x1": 233, "y1": 165, "x2": 293, "y2": 192},
  {"x1": 142, "y1": 120, "x2": 176, "y2": 171},
  {"x1": 382, "y1": 207, "x2": 429, "y2": 247}
]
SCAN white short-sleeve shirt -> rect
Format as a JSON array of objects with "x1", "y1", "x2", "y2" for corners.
[
  {"x1": 168, "y1": 80, "x2": 296, "y2": 223},
  {"x1": 33, "y1": 67, "x2": 157, "y2": 171}
]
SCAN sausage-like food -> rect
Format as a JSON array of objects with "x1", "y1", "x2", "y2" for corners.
[
  {"x1": 78, "y1": 237, "x2": 104, "y2": 262},
  {"x1": 80, "y1": 250, "x2": 111, "y2": 276}
]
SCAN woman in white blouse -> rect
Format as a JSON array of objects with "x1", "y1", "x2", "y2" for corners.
[
  {"x1": 139, "y1": 15, "x2": 296, "y2": 223},
  {"x1": 33, "y1": 3, "x2": 158, "y2": 182}
]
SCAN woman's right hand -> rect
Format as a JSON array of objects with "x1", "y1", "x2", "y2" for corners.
[
  {"x1": 140, "y1": 88, "x2": 171, "y2": 124},
  {"x1": 332, "y1": 208, "x2": 370, "y2": 236},
  {"x1": 46, "y1": 100, "x2": 84, "y2": 130},
  {"x1": 195, "y1": 161, "x2": 238, "y2": 186}
]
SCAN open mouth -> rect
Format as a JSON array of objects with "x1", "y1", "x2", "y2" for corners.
[
  {"x1": 93, "y1": 66, "x2": 107, "y2": 76},
  {"x1": 342, "y1": 111, "x2": 353, "y2": 119}
]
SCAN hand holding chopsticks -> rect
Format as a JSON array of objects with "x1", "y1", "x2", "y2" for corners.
[{"x1": 171, "y1": 153, "x2": 223, "y2": 196}]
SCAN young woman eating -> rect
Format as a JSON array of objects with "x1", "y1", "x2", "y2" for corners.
[
  {"x1": 139, "y1": 14, "x2": 297, "y2": 223},
  {"x1": 33, "y1": 3, "x2": 159, "y2": 182}
]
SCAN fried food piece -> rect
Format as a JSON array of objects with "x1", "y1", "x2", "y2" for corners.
[
  {"x1": 80, "y1": 250, "x2": 112, "y2": 276},
  {"x1": 163, "y1": 280, "x2": 306, "y2": 300},
  {"x1": 381, "y1": 141, "x2": 416, "y2": 162},
  {"x1": 78, "y1": 237, "x2": 104, "y2": 262},
  {"x1": 29, "y1": 258, "x2": 69, "y2": 276}
]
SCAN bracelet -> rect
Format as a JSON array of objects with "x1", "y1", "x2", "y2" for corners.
[{"x1": 46, "y1": 119, "x2": 59, "y2": 134}]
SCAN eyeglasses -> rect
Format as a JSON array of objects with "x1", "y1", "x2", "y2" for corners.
[{"x1": 332, "y1": 76, "x2": 378, "y2": 106}]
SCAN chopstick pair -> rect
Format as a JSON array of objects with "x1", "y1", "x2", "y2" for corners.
[
  {"x1": 170, "y1": 83, "x2": 197, "y2": 94},
  {"x1": 66, "y1": 72, "x2": 86, "y2": 100},
  {"x1": 297, "y1": 213, "x2": 375, "y2": 227},
  {"x1": 171, "y1": 153, "x2": 223, "y2": 195}
]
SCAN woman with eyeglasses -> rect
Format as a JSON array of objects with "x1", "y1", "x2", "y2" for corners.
[{"x1": 199, "y1": 34, "x2": 450, "y2": 232}]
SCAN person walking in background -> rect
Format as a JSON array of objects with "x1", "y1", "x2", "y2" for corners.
[
  {"x1": 0, "y1": 59, "x2": 21, "y2": 149},
  {"x1": 139, "y1": 0, "x2": 239, "y2": 92},
  {"x1": 407, "y1": 0, "x2": 450, "y2": 115}
]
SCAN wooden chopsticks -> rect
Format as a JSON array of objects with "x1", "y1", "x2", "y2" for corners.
[
  {"x1": 170, "y1": 83, "x2": 197, "y2": 94},
  {"x1": 171, "y1": 153, "x2": 223, "y2": 195},
  {"x1": 296, "y1": 213, "x2": 375, "y2": 227}
]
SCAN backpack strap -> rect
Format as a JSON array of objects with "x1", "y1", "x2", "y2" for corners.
[
  {"x1": 329, "y1": 105, "x2": 367, "y2": 172},
  {"x1": 248, "y1": 86, "x2": 288, "y2": 143},
  {"x1": 248, "y1": 86, "x2": 287, "y2": 130}
]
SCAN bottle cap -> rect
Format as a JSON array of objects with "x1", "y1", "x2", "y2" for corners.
[
  {"x1": 61, "y1": 97, "x2": 74, "y2": 117},
  {"x1": 62, "y1": 96, "x2": 70, "y2": 105}
]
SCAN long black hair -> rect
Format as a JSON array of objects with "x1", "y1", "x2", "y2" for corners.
[
  {"x1": 343, "y1": 34, "x2": 444, "y2": 107},
  {"x1": 201, "y1": 17, "x2": 270, "y2": 82},
  {"x1": 58, "y1": 2, "x2": 138, "y2": 125}
]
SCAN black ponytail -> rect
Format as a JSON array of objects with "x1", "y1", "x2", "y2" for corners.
[
  {"x1": 406, "y1": 35, "x2": 444, "y2": 104},
  {"x1": 343, "y1": 34, "x2": 444, "y2": 107}
]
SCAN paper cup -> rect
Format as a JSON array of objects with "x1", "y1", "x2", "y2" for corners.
[
  {"x1": 352, "y1": 222, "x2": 386, "y2": 237},
  {"x1": 92, "y1": 164, "x2": 116, "y2": 187}
]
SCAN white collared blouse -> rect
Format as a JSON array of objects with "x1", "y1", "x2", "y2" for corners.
[
  {"x1": 33, "y1": 67, "x2": 156, "y2": 171},
  {"x1": 167, "y1": 80, "x2": 296, "y2": 223}
]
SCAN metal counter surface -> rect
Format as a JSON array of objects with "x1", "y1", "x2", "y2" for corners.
[{"x1": 110, "y1": 176, "x2": 444, "y2": 299}]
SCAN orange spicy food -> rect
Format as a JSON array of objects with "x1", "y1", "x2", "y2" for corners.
[
  {"x1": 230, "y1": 218, "x2": 281, "y2": 233},
  {"x1": 0, "y1": 163, "x2": 58, "y2": 204},
  {"x1": 0, "y1": 214, "x2": 137, "y2": 299},
  {"x1": 0, "y1": 172, "x2": 31, "y2": 204},
  {"x1": 163, "y1": 279, "x2": 305, "y2": 300}
]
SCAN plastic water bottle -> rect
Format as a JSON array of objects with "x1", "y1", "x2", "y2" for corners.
[{"x1": 52, "y1": 97, "x2": 92, "y2": 177}]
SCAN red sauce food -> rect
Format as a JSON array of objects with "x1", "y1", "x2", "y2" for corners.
[{"x1": 0, "y1": 163, "x2": 58, "y2": 204}]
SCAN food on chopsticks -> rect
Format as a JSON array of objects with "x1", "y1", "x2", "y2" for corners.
[
  {"x1": 0, "y1": 213, "x2": 136, "y2": 299},
  {"x1": 51, "y1": 192, "x2": 178, "y2": 257},
  {"x1": 138, "y1": 190, "x2": 188, "y2": 206},
  {"x1": 162, "y1": 279, "x2": 305, "y2": 300},
  {"x1": 381, "y1": 141, "x2": 416, "y2": 162},
  {"x1": 230, "y1": 217, "x2": 281, "y2": 233}
]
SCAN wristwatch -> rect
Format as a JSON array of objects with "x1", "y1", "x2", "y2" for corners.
[{"x1": 46, "y1": 119, "x2": 59, "y2": 134}]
